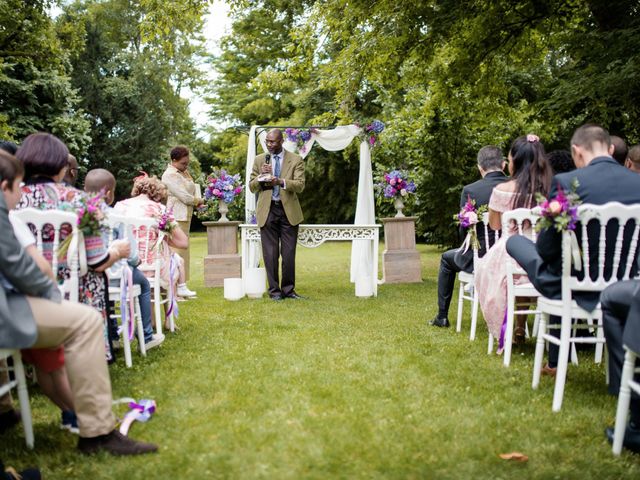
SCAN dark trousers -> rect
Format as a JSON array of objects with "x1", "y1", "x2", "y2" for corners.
[
  {"x1": 601, "y1": 280, "x2": 640, "y2": 424},
  {"x1": 506, "y1": 235, "x2": 563, "y2": 367},
  {"x1": 260, "y1": 201, "x2": 299, "y2": 297},
  {"x1": 437, "y1": 249, "x2": 464, "y2": 320}
]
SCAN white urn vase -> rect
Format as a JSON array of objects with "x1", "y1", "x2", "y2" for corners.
[
  {"x1": 393, "y1": 197, "x2": 405, "y2": 217},
  {"x1": 218, "y1": 200, "x2": 229, "y2": 222}
]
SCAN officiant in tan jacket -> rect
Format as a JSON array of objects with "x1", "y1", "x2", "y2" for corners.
[
  {"x1": 249, "y1": 129, "x2": 305, "y2": 300},
  {"x1": 162, "y1": 146, "x2": 203, "y2": 281}
]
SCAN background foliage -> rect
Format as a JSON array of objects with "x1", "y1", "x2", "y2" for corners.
[{"x1": 1, "y1": 0, "x2": 639, "y2": 241}]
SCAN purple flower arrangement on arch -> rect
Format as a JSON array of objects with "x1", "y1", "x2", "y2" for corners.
[
  {"x1": 363, "y1": 119, "x2": 385, "y2": 147},
  {"x1": 284, "y1": 128, "x2": 317, "y2": 154}
]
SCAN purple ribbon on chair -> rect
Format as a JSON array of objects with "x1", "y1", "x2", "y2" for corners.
[
  {"x1": 165, "y1": 254, "x2": 179, "y2": 319},
  {"x1": 118, "y1": 398, "x2": 157, "y2": 436},
  {"x1": 498, "y1": 309, "x2": 508, "y2": 351}
]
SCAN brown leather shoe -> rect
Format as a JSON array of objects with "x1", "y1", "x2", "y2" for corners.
[
  {"x1": 541, "y1": 363, "x2": 557, "y2": 377},
  {"x1": 78, "y1": 430, "x2": 158, "y2": 456}
]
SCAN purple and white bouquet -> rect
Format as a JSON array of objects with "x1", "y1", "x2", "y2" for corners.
[
  {"x1": 453, "y1": 197, "x2": 487, "y2": 252},
  {"x1": 57, "y1": 191, "x2": 108, "y2": 258},
  {"x1": 378, "y1": 170, "x2": 417, "y2": 199},
  {"x1": 284, "y1": 128, "x2": 317, "y2": 154},
  {"x1": 535, "y1": 179, "x2": 581, "y2": 233},
  {"x1": 204, "y1": 169, "x2": 244, "y2": 205}
]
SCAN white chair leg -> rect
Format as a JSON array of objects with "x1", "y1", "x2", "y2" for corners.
[
  {"x1": 135, "y1": 297, "x2": 147, "y2": 357},
  {"x1": 122, "y1": 305, "x2": 132, "y2": 368},
  {"x1": 613, "y1": 350, "x2": 636, "y2": 455},
  {"x1": 532, "y1": 313, "x2": 547, "y2": 389},
  {"x1": 532, "y1": 312, "x2": 540, "y2": 338},
  {"x1": 469, "y1": 288, "x2": 479, "y2": 341},
  {"x1": 456, "y1": 280, "x2": 464, "y2": 333},
  {"x1": 487, "y1": 333, "x2": 494, "y2": 355},
  {"x1": 13, "y1": 353, "x2": 34, "y2": 449},
  {"x1": 154, "y1": 284, "x2": 163, "y2": 335},
  {"x1": 552, "y1": 315, "x2": 572, "y2": 412},
  {"x1": 595, "y1": 320, "x2": 605, "y2": 364}
]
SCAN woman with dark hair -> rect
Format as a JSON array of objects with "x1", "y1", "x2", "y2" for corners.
[
  {"x1": 474, "y1": 134, "x2": 553, "y2": 352},
  {"x1": 15, "y1": 133, "x2": 130, "y2": 363},
  {"x1": 161, "y1": 145, "x2": 202, "y2": 292}
]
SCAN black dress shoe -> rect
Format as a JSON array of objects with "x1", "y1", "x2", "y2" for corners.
[
  {"x1": 0, "y1": 409, "x2": 21, "y2": 434},
  {"x1": 285, "y1": 292, "x2": 305, "y2": 300},
  {"x1": 78, "y1": 430, "x2": 158, "y2": 456},
  {"x1": 270, "y1": 295, "x2": 284, "y2": 301},
  {"x1": 429, "y1": 316, "x2": 450, "y2": 328},
  {"x1": 606, "y1": 423, "x2": 640, "y2": 453}
]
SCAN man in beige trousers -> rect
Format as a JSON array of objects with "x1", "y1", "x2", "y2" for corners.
[{"x1": 0, "y1": 190, "x2": 157, "y2": 455}]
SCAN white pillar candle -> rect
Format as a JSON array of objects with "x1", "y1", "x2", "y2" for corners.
[
  {"x1": 244, "y1": 267, "x2": 267, "y2": 299},
  {"x1": 224, "y1": 278, "x2": 244, "y2": 301}
]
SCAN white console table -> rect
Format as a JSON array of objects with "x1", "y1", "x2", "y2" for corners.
[{"x1": 240, "y1": 224, "x2": 381, "y2": 296}]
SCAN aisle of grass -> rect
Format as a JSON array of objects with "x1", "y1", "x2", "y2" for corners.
[{"x1": 2, "y1": 234, "x2": 640, "y2": 478}]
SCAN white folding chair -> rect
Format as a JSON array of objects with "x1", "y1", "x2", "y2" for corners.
[
  {"x1": 0, "y1": 350, "x2": 34, "y2": 448},
  {"x1": 11, "y1": 208, "x2": 80, "y2": 303},
  {"x1": 500, "y1": 208, "x2": 542, "y2": 366},
  {"x1": 456, "y1": 212, "x2": 500, "y2": 340},
  {"x1": 119, "y1": 215, "x2": 175, "y2": 335},
  {"x1": 105, "y1": 213, "x2": 147, "y2": 367},
  {"x1": 534, "y1": 202, "x2": 640, "y2": 412}
]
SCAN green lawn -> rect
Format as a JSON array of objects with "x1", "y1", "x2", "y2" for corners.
[{"x1": 2, "y1": 233, "x2": 640, "y2": 478}]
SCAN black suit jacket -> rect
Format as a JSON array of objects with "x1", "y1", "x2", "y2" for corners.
[
  {"x1": 535, "y1": 156, "x2": 640, "y2": 310},
  {"x1": 455, "y1": 170, "x2": 508, "y2": 272}
]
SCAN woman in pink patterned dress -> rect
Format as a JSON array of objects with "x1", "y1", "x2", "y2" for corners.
[
  {"x1": 113, "y1": 174, "x2": 188, "y2": 329},
  {"x1": 474, "y1": 135, "x2": 553, "y2": 352},
  {"x1": 16, "y1": 133, "x2": 130, "y2": 362}
]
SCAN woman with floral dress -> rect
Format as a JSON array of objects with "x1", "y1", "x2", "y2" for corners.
[
  {"x1": 16, "y1": 133, "x2": 130, "y2": 362},
  {"x1": 474, "y1": 134, "x2": 553, "y2": 352}
]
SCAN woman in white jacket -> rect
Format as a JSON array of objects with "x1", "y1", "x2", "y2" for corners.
[{"x1": 161, "y1": 146, "x2": 203, "y2": 287}]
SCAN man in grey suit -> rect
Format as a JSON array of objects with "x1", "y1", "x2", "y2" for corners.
[
  {"x1": 506, "y1": 124, "x2": 640, "y2": 372},
  {"x1": 430, "y1": 146, "x2": 506, "y2": 327},
  {"x1": 0, "y1": 188, "x2": 156, "y2": 455}
]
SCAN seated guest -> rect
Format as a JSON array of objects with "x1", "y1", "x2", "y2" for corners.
[
  {"x1": 84, "y1": 169, "x2": 164, "y2": 350},
  {"x1": 0, "y1": 188, "x2": 157, "y2": 455},
  {"x1": 0, "y1": 150, "x2": 78, "y2": 433},
  {"x1": 547, "y1": 150, "x2": 575, "y2": 174},
  {"x1": 507, "y1": 124, "x2": 640, "y2": 375},
  {"x1": 601, "y1": 280, "x2": 640, "y2": 453},
  {"x1": 429, "y1": 146, "x2": 506, "y2": 327},
  {"x1": 0, "y1": 141, "x2": 17, "y2": 155},
  {"x1": 625, "y1": 145, "x2": 640, "y2": 174},
  {"x1": 474, "y1": 135, "x2": 552, "y2": 350},
  {"x1": 611, "y1": 135, "x2": 628, "y2": 166},
  {"x1": 63, "y1": 154, "x2": 78, "y2": 187},
  {"x1": 15, "y1": 133, "x2": 130, "y2": 363},
  {"x1": 113, "y1": 174, "x2": 188, "y2": 329}
]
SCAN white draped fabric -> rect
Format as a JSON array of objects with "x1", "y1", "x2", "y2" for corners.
[{"x1": 244, "y1": 125, "x2": 376, "y2": 284}]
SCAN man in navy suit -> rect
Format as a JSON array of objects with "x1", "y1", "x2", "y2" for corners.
[
  {"x1": 600, "y1": 280, "x2": 640, "y2": 453},
  {"x1": 430, "y1": 146, "x2": 506, "y2": 327},
  {"x1": 506, "y1": 124, "x2": 640, "y2": 371}
]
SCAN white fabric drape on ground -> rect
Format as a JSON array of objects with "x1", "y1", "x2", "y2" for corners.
[{"x1": 244, "y1": 125, "x2": 376, "y2": 283}]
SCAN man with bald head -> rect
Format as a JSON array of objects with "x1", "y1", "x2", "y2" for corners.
[
  {"x1": 249, "y1": 129, "x2": 306, "y2": 300},
  {"x1": 84, "y1": 168, "x2": 164, "y2": 350}
]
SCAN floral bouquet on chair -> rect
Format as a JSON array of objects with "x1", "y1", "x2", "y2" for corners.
[
  {"x1": 535, "y1": 179, "x2": 581, "y2": 233},
  {"x1": 453, "y1": 197, "x2": 487, "y2": 253},
  {"x1": 57, "y1": 191, "x2": 107, "y2": 258},
  {"x1": 535, "y1": 178, "x2": 582, "y2": 270}
]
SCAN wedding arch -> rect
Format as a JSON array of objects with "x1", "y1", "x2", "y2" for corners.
[{"x1": 242, "y1": 124, "x2": 379, "y2": 295}]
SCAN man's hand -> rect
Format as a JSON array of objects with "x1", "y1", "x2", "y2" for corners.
[
  {"x1": 270, "y1": 177, "x2": 283, "y2": 187},
  {"x1": 261, "y1": 163, "x2": 273, "y2": 174}
]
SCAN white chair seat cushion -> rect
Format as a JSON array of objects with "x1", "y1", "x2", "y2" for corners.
[
  {"x1": 108, "y1": 284, "x2": 142, "y2": 297},
  {"x1": 512, "y1": 282, "x2": 541, "y2": 297},
  {"x1": 458, "y1": 271, "x2": 474, "y2": 283}
]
